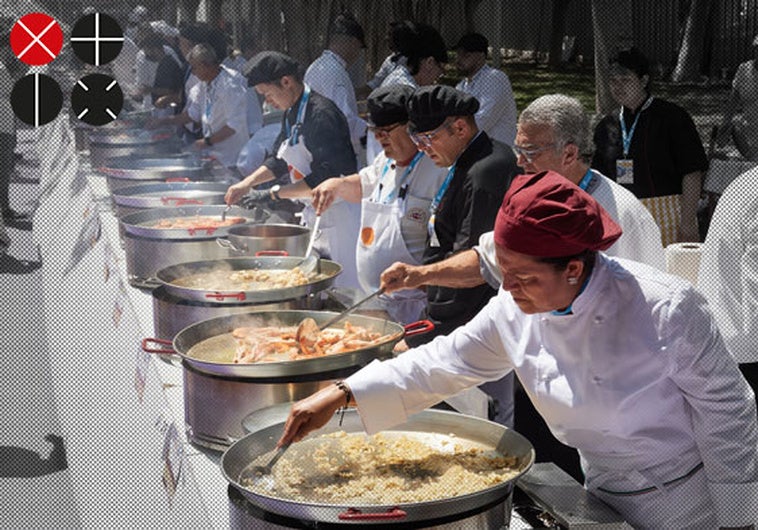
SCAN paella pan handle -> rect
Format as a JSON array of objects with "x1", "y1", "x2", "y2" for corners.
[
  {"x1": 161, "y1": 197, "x2": 204, "y2": 206},
  {"x1": 403, "y1": 320, "x2": 434, "y2": 337},
  {"x1": 338, "y1": 507, "x2": 407, "y2": 521},
  {"x1": 141, "y1": 337, "x2": 176, "y2": 354},
  {"x1": 164, "y1": 177, "x2": 191, "y2": 183},
  {"x1": 205, "y1": 292, "x2": 247, "y2": 301},
  {"x1": 255, "y1": 250, "x2": 288, "y2": 257}
]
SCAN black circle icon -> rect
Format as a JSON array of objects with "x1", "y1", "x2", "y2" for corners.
[
  {"x1": 11, "y1": 73, "x2": 63, "y2": 127},
  {"x1": 71, "y1": 74, "x2": 124, "y2": 126},
  {"x1": 70, "y1": 13, "x2": 124, "y2": 66}
]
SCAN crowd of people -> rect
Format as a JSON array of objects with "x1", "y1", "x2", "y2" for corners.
[{"x1": 65, "y1": 7, "x2": 758, "y2": 527}]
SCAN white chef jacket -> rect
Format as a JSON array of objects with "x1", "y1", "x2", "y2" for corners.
[
  {"x1": 186, "y1": 65, "x2": 249, "y2": 167},
  {"x1": 367, "y1": 54, "x2": 407, "y2": 90},
  {"x1": 733, "y1": 60, "x2": 758, "y2": 127},
  {"x1": 475, "y1": 170, "x2": 665, "y2": 288},
  {"x1": 699, "y1": 167, "x2": 758, "y2": 364},
  {"x1": 358, "y1": 151, "x2": 448, "y2": 263},
  {"x1": 305, "y1": 50, "x2": 366, "y2": 157},
  {"x1": 347, "y1": 254, "x2": 758, "y2": 528},
  {"x1": 456, "y1": 64, "x2": 518, "y2": 147}
]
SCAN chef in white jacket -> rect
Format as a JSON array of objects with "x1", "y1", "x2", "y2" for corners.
[
  {"x1": 280, "y1": 171, "x2": 758, "y2": 530},
  {"x1": 699, "y1": 166, "x2": 758, "y2": 401}
]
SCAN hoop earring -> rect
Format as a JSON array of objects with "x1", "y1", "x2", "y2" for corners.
[{"x1": 567, "y1": 277, "x2": 578, "y2": 285}]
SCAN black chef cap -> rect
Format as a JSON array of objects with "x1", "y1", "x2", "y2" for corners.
[
  {"x1": 452, "y1": 33, "x2": 488, "y2": 54},
  {"x1": 407, "y1": 85, "x2": 479, "y2": 133},
  {"x1": 367, "y1": 84, "x2": 414, "y2": 127},
  {"x1": 244, "y1": 51, "x2": 301, "y2": 85},
  {"x1": 610, "y1": 47, "x2": 650, "y2": 79},
  {"x1": 331, "y1": 13, "x2": 366, "y2": 48}
]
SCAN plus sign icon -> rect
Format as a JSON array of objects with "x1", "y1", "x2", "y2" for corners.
[
  {"x1": 9, "y1": 13, "x2": 64, "y2": 66},
  {"x1": 70, "y1": 13, "x2": 124, "y2": 66}
]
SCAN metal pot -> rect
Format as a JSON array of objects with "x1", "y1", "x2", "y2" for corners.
[
  {"x1": 141, "y1": 309, "x2": 433, "y2": 379},
  {"x1": 111, "y1": 181, "x2": 229, "y2": 217},
  {"x1": 217, "y1": 224, "x2": 310, "y2": 257},
  {"x1": 222, "y1": 408, "x2": 534, "y2": 525},
  {"x1": 88, "y1": 128, "x2": 181, "y2": 167},
  {"x1": 154, "y1": 256, "x2": 341, "y2": 305},
  {"x1": 119, "y1": 205, "x2": 268, "y2": 287}
]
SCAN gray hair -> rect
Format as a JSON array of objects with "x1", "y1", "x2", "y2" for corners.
[
  {"x1": 518, "y1": 94, "x2": 594, "y2": 162},
  {"x1": 186, "y1": 42, "x2": 218, "y2": 66}
]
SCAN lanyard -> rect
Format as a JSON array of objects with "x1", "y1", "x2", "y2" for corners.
[
  {"x1": 619, "y1": 96, "x2": 653, "y2": 157},
  {"x1": 284, "y1": 85, "x2": 311, "y2": 146},
  {"x1": 203, "y1": 77, "x2": 216, "y2": 136},
  {"x1": 373, "y1": 151, "x2": 424, "y2": 204},
  {"x1": 578, "y1": 168, "x2": 593, "y2": 191}
]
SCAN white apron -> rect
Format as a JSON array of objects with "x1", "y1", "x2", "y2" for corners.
[
  {"x1": 275, "y1": 88, "x2": 360, "y2": 289},
  {"x1": 355, "y1": 197, "x2": 427, "y2": 324}
]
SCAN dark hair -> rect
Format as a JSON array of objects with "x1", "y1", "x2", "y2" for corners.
[
  {"x1": 610, "y1": 46, "x2": 650, "y2": 79},
  {"x1": 405, "y1": 23, "x2": 448, "y2": 75},
  {"x1": 539, "y1": 250, "x2": 596, "y2": 272},
  {"x1": 388, "y1": 20, "x2": 417, "y2": 53}
]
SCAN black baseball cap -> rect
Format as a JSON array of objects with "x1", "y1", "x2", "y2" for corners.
[
  {"x1": 452, "y1": 33, "x2": 488, "y2": 54},
  {"x1": 331, "y1": 13, "x2": 366, "y2": 48},
  {"x1": 610, "y1": 47, "x2": 650, "y2": 78}
]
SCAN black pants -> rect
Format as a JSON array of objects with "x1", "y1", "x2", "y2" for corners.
[{"x1": 0, "y1": 132, "x2": 16, "y2": 212}]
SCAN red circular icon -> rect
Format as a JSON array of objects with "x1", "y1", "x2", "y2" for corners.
[{"x1": 10, "y1": 13, "x2": 64, "y2": 66}]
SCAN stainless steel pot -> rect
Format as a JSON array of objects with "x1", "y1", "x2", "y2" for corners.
[
  {"x1": 119, "y1": 205, "x2": 269, "y2": 287},
  {"x1": 141, "y1": 309, "x2": 433, "y2": 379},
  {"x1": 222, "y1": 408, "x2": 534, "y2": 525},
  {"x1": 217, "y1": 224, "x2": 310, "y2": 257},
  {"x1": 154, "y1": 256, "x2": 341, "y2": 304}
]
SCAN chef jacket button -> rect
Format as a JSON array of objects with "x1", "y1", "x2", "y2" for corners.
[
  {"x1": 593, "y1": 375, "x2": 603, "y2": 385},
  {"x1": 593, "y1": 315, "x2": 604, "y2": 324}
]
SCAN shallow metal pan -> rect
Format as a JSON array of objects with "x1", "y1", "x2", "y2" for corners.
[
  {"x1": 119, "y1": 205, "x2": 266, "y2": 240},
  {"x1": 154, "y1": 256, "x2": 342, "y2": 304},
  {"x1": 221, "y1": 408, "x2": 535, "y2": 523},
  {"x1": 95, "y1": 154, "x2": 209, "y2": 181},
  {"x1": 111, "y1": 182, "x2": 228, "y2": 210},
  {"x1": 141, "y1": 309, "x2": 433, "y2": 379}
]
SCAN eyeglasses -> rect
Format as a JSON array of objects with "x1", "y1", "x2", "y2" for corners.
[
  {"x1": 409, "y1": 118, "x2": 454, "y2": 148},
  {"x1": 511, "y1": 143, "x2": 557, "y2": 163},
  {"x1": 367, "y1": 122, "x2": 404, "y2": 139}
]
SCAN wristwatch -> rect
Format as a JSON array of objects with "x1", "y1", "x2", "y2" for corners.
[
  {"x1": 269, "y1": 184, "x2": 282, "y2": 201},
  {"x1": 203, "y1": 136, "x2": 213, "y2": 146}
]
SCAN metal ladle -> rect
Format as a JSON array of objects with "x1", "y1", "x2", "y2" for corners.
[
  {"x1": 293, "y1": 215, "x2": 321, "y2": 274},
  {"x1": 250, "y1": 442, "x2": 292, "y2": 489}
]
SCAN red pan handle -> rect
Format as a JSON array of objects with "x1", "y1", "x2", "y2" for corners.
[
  {"x1": 141, "y1": 337, "x2": 176, "y2": 354},
  {"x1": 255, "y1": 250, "x2": 288, "y2": 257},
  {"x1": 160, "y1": 197, "x2": 204, "y2": 206},
  {"x1": 403, "y1": 320, "x2": 434, "y2": 337},
  {"x1": 338, "y1": 507, "x2": 407, "y2": 521},
  {"x1": 205, "y1": 292, "x2": 247, "y2": 301},
  {"x1": 164, "y1": 177, "x2": 191, "y2": 182}
]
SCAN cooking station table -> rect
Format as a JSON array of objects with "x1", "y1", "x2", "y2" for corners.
[{"x1": 32, "y1": 114, "x2": 629, "y2": 529}]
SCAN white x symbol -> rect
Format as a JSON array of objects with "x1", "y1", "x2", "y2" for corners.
[{"x1": 17, "y1": 19, "x2": 58, "y2": 60}]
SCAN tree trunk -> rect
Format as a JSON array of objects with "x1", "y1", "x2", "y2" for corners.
[
  {"x1": 671, "y1": 0, "x2": 714, "y2": 82},
  {"x1": 591, "y1": 0, "x2": 633, "y2": 115},
  {"x1": 548, "y1": 0, "x2": 572, "y2": 68}
]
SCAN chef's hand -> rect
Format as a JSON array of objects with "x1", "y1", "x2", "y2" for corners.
[
  {"x1": 225, "y1": 181, "x2": 252, "y2": 205},
  {"x1": 380, "y1": 262, "x2": 425, "y2": 294},
  {"x1": 278, "y1": 383, "x2": 349, "y2": 446},
  {"x1": 311, "y1": 178, "x2": 342, "y2": 215},
  {"x1": 239, "y1": 189, "x2": 270, "y2": 209}
]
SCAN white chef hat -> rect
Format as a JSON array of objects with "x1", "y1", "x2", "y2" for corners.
[{"x1": 150, "y1": 20, "x2": 179, "y2": 40}]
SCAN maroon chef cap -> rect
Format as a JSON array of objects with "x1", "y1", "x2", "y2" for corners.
[{"x1": 494, "y1": 171, "x2": 622, "y2": 257}]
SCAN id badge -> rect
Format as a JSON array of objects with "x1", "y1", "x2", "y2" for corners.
[
  {"x1": 616, "y1": 159, "x2": 634, "y2": 185},
  {"x1": 427, "y1": 214, "x2": 440, "y2": 247}
]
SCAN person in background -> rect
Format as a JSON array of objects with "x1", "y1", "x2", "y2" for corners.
[
  {"x1": 698, "y1": 166, "x2": 758, "y2": 404},
  {"x1": 226, "y1": 52, "x2": 361, "y2": 289},
  {"x1": 716, "y1": 34, "x2": 758, "y2": 161},
  {"x1": 453, "y1": 32, "x2": 518, "y2": 147},
  {"x1": 150, "y1": 43, "x2": 249, "y2": 168},
  {"x1": 281, "y1": 171, "x2": 758, "y2": 530},
  {"x1": 134, "y1": 23, "x2": 180, "y2": 110},
  {"x1": 311, "y1": 84, "x2": 448, "y2": 324},
  {"x1": 125, "y1": 5, "x2": 148, "y2": 41},
  {"x1": 0, "y1": 57, "x2": 19, "y2": 248},
  {"x1": 592, "y1": 47, "x2": 707, "y2": 246},
  {"x1": 305, "y1": 13, "x2": 368, "y2": 165},
  {"x1": 359, "y1": 20, "x2": 416, "y2": 97},
  {"x1": 223, "y1": 33, "x2": 258, "y2": 74}
]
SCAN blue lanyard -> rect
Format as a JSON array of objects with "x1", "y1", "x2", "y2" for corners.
[
  {"x1": 551, "y1": 271, "x2": 592, "y2": 316},
  {"x1": 578, "y1": 168, "x2": 593, "y2": 191},
  {"x1": 203, "y1": 78, "x2": 216, "y2": 136},
  {"x1": 284, "y1": 85, "x2": 311, "y2": 146},
  {"x1": 619, "y1": 96, "x2": 653, "y2": 157},
  {"x1": 373, "y1": 151, "x2": 424, "y2": 204},
  {"x1": 429, "y1": 163, "x2": 456, "y2": 216}
]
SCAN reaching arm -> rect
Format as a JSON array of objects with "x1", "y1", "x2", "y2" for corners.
[
  {"x1": 312, "y1": 174, "x2": 362, "y2": 215},
  {"x1": 678, "y1": 170, "x2": 703, "y2": 242},
  {"x1": 225, "y1": 165, "x2": 277, "y2": 205},
  {"x1": 380, "y1": 249, "x2": 485, "y2": 294}
]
